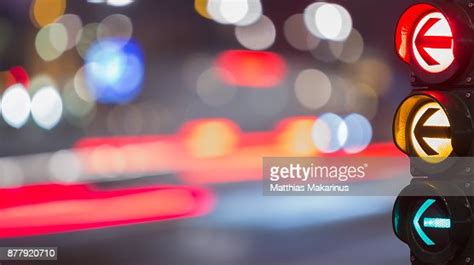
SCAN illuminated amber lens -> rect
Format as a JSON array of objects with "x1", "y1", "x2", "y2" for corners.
[{"x1": 394, "y1": 95, "x2": 452, "y2": 164}]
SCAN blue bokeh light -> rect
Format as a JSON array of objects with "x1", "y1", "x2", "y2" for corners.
[
  {"x1": 343, "y1": 113, "x2": 373, "y2": 154},
  {"x1": 85, "y1": 38, "x2": 145, "y2": 104}
]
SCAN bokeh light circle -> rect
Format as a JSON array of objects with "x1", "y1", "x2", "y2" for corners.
[
  {"x1": 343, "y1": 113, "x2": 373, "y2": 154},
  {"x1": 57, "y1": 14, "x2": 83, "y2": 50},
  {"x1": 1, "y1": 84, "x2": 31, "y2": 129},
  {"x1": 304, "y1": 2, "x2": 352, "y2": 41},
  {"x1": 84, "y1": 38, "x2": 145, "y2": 104},
  {"x1": 31, "y1": 86, "x2": 63, "y2": 130},
  {"x1": 295, "y1": 69, "x2": 332, "y2": 110},
  {"x1": 207, "y1": 0, "x2": 248, "y2": 24},
  {"x1": 235, "y1": 0, "x2": 263, "y2": 26},
  {"x1": 98, "y1": 14, "x2": 133, "y2": 45},
  {"x1": 195, "y1": 0, "x2": 212, "y2": 19},
  {"x1": 235, "y1": 15, "x2": 276, "y2": 50},
  {"x1": 311, "y1": 113, "x2": 347, "y2": 153},
  {"x1": 207, "y1": 0, "x2": 262, "y2": 25},
  {"x1": 31, "y1": 0, "x2": 66, "y2": 28},
  {"x1": 35, "y1": 23, "x2": 68, "y2": 61},
  {"x1": 107, "y1": 0, "x2": 135, "y2": 7},
  {"x1": 329, "y1": 29, "x2": 364, "y2": 63},
  {"x1": 284, "y1": 14, "x2": 320, "y2": 51}
]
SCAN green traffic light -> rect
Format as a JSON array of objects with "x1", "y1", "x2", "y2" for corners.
[{"x1": 412, "y1": 199, "x2": 452, "y2": 247}]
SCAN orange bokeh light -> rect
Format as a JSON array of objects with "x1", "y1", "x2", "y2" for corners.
[
  {"x1": 194, "y1": 0, "x2": 211, "y2": 19},
  {"x1": 275, "y1": 117, "x2": 318, "y2": 156},
  {"x1": 181, "y1": 119, "x2": 241, "y2": 158},
  {"x1": 30, "y1": 0, "x2": 66, "y2": 28}
]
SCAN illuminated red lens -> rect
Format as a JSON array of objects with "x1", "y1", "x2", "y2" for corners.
[{"x1": 395, "y1": 4, "x2": 437, "y2": 63}]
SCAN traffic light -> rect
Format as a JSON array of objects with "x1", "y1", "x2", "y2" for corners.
[
  {"x1": 393, "y1": 1, "x2": 474, "y2": 265},
  {"x1": 394, "y1": 1, "x2": 472, "y2": 85}
]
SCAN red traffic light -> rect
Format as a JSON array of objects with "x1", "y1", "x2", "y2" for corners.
[
  {"x1": 395, "y1": 3, "x2": 437, "y2": 64},
  {"x1": 395, "y1": 2, "x2": 470, "y2": 84}
]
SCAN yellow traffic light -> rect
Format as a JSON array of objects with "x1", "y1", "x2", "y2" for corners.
[{"x1": 393, "y1": 92, "x2": 472, "y2": 164}]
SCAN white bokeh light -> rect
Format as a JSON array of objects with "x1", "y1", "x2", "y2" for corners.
[
  {"x1": 57, "y1": 14, "x2": 83, "y2": 50},
  {"x1": 294, "y1": 69, "x2": 332, "y2": 110},
  {"x1": 35, "y1": 23, "x2": 68, "y2": 61},
  {"x1": 311, "y1": 113, "x2": 347, "y2": 153},
  {"x1": 207, "y1": 0, "x2": 262, "y2": 25},
  {"x1": 235, "y1": 0, "x2": 262, "y2": 26},
  {"x1": 107, "y1": 0, "x2": 135, "y2": 6},
  {"x1": 304, "y1": 2, "x2": 353, "y2": 41},
  {"x1": 98, "y1": 14, "x2": 133, "y2": 44},
  {"x1": 31, "y1": 86, "x2": 63, "y2": 130},
  {"x1": 207, "y1": 0, "x2": 248, "y2": 24},
  {"x1": 223, "y1": 1, "x2": 248, "y2": 23},
  {"x1": 1, "y1": 84, "x2": 31, "y2": 129},
  {"x1": 235, "y1": 15, "x2": 276, "y2": 50},
  {"x1": 316, "y1": 4, "x2": 342, "y2": 40}
]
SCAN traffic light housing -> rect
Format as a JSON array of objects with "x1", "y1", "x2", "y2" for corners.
[
  {"x1": 393, "y1": 1, "x2": 474, "y2": 265},
  {"x1": 395, "y1": 1, "x2": 473, "y2": 85},
  {"x1": 393, "y1": 181, "x2": 472, "y2": 265},
  {"x1": 393, "y1": 89, "x2": 473, "y2": 177}
]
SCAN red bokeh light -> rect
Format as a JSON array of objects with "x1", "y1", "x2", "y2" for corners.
[
  {"x1": 215, "y1": 50, "x2": 286, "y2": 88},
  {"x1": 7, "y1": 66, "x2": 29, "y2": 87}
]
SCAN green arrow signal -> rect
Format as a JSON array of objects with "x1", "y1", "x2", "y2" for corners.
[
  {"x1": 413, "y1": 199, "x2": 452, "y2": 246},
  {"x1": 413, "y1": 199, "x2": 436, "y2": 246},
  {"x1": 423, "y1": 218, "x2": 451, "y2": 229}
]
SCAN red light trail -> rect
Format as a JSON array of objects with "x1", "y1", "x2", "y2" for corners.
[{"x1": 0, "y1": 184, "x2": 214, "y2": 238}]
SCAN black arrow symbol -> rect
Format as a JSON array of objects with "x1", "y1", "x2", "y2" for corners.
[{"x1": 414, "y1": 108, "x2": 451, "y2": 156}]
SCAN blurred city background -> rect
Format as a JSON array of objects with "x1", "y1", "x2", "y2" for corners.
[{"x1": 0, "y1": 0, "x2": 413, "y2": 264}]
